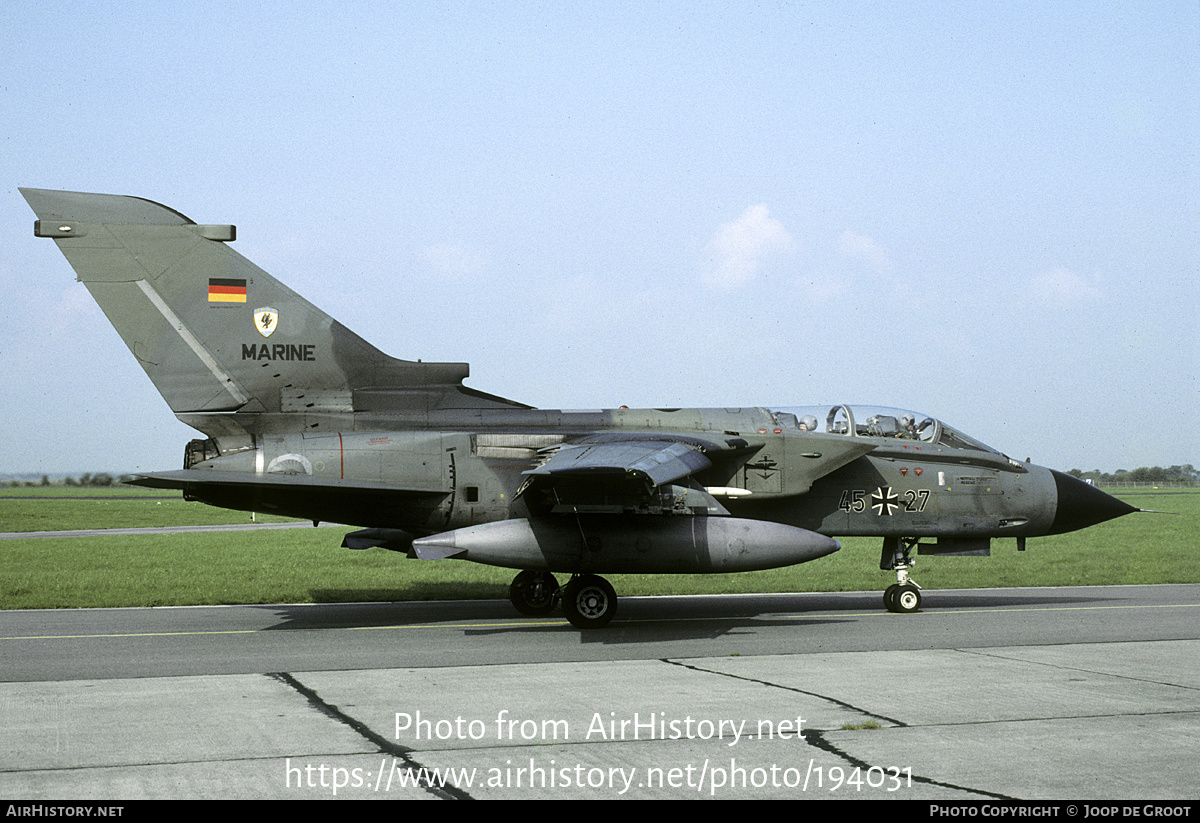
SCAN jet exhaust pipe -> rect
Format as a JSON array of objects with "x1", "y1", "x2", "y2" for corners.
[{"x1": 411, "y1": 516, "x2": 840, "y2": 574}]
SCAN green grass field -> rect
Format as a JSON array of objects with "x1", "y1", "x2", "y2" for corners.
[
  {"x1": 0, "y1": 485, "x2": 298, "y2": 532},
  {"x1": 1, "y1": 486, "x2": 1196, "y2": 610}
]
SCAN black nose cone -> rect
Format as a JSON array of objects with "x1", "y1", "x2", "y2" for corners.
[{"x1": 1049, "y1": 470, "x2": 1139, "y2": 535}]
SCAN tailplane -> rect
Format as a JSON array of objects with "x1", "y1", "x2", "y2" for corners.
[{"x1": 22, "y1": 188, "x2": 525, "y2": 426}]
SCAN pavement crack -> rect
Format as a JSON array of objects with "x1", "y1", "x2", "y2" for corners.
[
  {"x1": 801, "y1": 727, "x2": 1017, "y2": 800},
  {"x1": 662, "y1": 658, "x2": 906, "y2": 726},
  {"x1": 267, "y1": 672, "x2": 472, "y2": 800},
  {"x1": 662, "y1": 659, "x2": 1015, "y2": 800},
  {"x1": 959, "y1": 648, "x2": 1200, "y2": 691}
]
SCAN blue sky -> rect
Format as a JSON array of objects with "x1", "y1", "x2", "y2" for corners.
[{"x1": 1, "y1": 1, "x2": 1196, "y2": 475}]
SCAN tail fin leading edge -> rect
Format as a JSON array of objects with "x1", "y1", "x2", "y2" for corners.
[{"x1": 22, "y1": 188, "x2": 524, "y2": 422}]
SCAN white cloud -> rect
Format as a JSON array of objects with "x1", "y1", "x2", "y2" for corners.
[
  {"x1": 1029, "y1": 267, "x2": 1103, "y2": 305},
  {"x1": 421, "y1": 244, "x2": 490, "y2": 279},
  {"x1": 704, "y1": 204, "x2": 795, "y2": 290},
  {"x1": 836, "y1": 229, "x2": 891, "y2": 274}
]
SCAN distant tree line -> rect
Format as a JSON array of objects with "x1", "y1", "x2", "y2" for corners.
[
  {"x1": 63, "y1": 473, "x2": 118, "y2": 487},
  {"x1": 5, "y1": 473, "x2": 133, "y2": 488},
  {"x1": 1068, "y1": 465, "x2": 1198, "y2": 486}
]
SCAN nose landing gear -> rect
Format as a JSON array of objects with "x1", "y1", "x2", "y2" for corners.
[{"x1": 881, "y1": 537, "x2": 922, "y2": 613}]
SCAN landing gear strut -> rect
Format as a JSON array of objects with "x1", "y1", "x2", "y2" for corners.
[
  {"x1": 508, "y1": 570, "x2": 560, "y2": 616},
  {"x1": 881, "y1": 537, "x2": 922, "y2": 614}
]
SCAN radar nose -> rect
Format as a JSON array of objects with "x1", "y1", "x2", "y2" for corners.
[{"x1": 1048, "y1": 470, "x2": 1138, "y2": 535}]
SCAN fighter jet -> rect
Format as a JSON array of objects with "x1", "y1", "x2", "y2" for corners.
[{"x1": 22, "y1": 188, "x2": 1140, "y2": 627}]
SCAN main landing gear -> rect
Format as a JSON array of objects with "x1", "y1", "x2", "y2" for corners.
[
  {"x1": 508, "y1": 570, "x2": 559, "y2": 617},
  {"x1": 507, "y1": 570, "x2": 618, "y2": 629},
  {"x1": 880, "y1": 537, "x2": 922, "y2": 614}
]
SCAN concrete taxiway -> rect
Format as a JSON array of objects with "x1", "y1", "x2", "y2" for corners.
[{"x1": 2, "y1": 584, "x2": 1198, "y2": 800}]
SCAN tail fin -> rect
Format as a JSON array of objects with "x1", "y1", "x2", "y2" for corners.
[{"x1": 22, "y1": 188, "x2": 525, "y2": 427}]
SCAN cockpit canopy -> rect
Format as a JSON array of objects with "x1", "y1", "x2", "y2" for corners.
[{"x1": 767, "y1": 405, "x2": 1001, "y2": 454}]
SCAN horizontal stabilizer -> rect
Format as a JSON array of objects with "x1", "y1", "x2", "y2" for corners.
[
  {"x1": 128, "y1": 469, "x2": 449, "y2": 528},
  {"x1": 129, "y1": 469, "x2": 446, "y2": 495}
]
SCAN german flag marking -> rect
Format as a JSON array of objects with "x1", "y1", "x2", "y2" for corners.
[{"x1": 208, "y1": 278, "x2": 247, "y2": 303}]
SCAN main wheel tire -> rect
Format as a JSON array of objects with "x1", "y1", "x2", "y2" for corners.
[
  {"x1": 509, "y1": 570, "x2": 559, "y2": 616},
  {"x1": 884, "y1": 584, "x2": 900, "y2": 612},
  {"x1": 562, "y1": 574, "x2": 617, "y2": 629},
  {"x1": 894, "y1": 584, "x2": 921, "y2": 614}
]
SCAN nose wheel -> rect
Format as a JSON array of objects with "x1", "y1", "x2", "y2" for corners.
[
  {"x1": 881, "y1": 537, "x2": 922, "y2": 613},
  {"x1": 884, "y1": 581, "x2": 922, "y2": 613}
]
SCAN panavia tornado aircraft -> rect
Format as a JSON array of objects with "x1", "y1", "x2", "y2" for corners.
[{"x1": 22, "y1": 188, "x2": 1141, "y2": 627}]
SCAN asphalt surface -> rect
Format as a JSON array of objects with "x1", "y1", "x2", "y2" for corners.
[{"x1": 2, "y1": 584, "x2": 1198, "y2": 800}]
